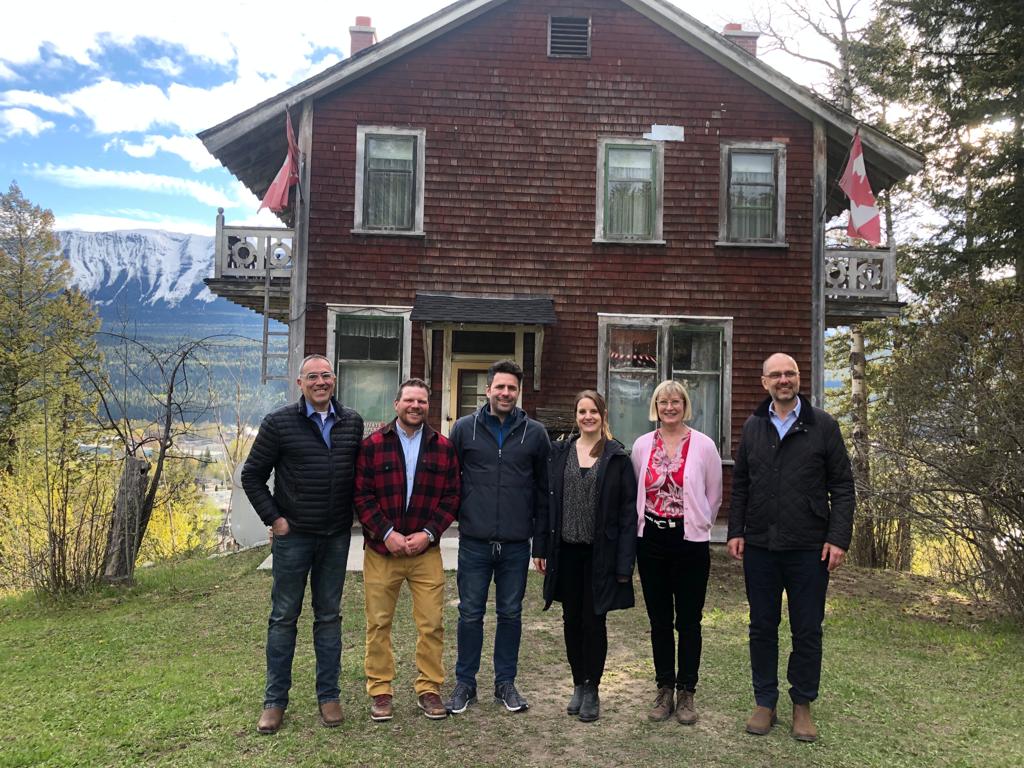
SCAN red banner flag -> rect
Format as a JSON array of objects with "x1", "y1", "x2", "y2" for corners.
[
  {"x1": 838, "y1": 132, "x2": 881, "y2": 246},
  {"x1": 259, "y1": 111, "x2": 300, "y2": 212}
]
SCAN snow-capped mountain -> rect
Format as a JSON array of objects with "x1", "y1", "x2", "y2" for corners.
[{"x1": 59, "y1": 229, "x2": 262, "y2": 332}]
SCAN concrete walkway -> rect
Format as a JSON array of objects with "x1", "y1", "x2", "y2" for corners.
[{"x1": 257, "y1": 523, "x2": 728, "y2": 572}]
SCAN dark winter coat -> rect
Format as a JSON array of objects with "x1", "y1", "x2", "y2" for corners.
[
  {"x1": 241, "y1": 395, "x2": 364, "y2": 536},
  {"x1": 541, "y1": 438, "x2": 638, "y2": 615},
  {"x1": 449, "y1": 405, "x2": 551, "y2": 554},
  {"x1": 727, "y1": 394, "x2": 855, "y2": 551}
]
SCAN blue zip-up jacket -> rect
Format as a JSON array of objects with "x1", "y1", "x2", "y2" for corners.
[{"x1": 449, "y1": 404, "x2": 551, "y2": 554}]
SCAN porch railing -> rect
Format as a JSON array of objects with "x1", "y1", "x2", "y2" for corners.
[
  {"x1": 213, "y1": 208, "x2": 294, "y2": 279},
  {"x1": 824, "y1": 248, "x2": 897, "y2": 302}
]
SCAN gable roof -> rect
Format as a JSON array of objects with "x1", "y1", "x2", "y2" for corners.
[{"x1": 199, "y1": 0, "x2": 923, "y2": 221}]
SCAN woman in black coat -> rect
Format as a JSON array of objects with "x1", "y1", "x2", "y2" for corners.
[{"x1": 535, "y1": 390, "x2": 638, "y2": 722}]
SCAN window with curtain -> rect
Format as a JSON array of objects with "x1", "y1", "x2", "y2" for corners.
[
  {"x1": 595, "y1": 138, "x2": 663, "y2": 243},
  {"x1": 719, "y1": 142, "x2": 786, "y2": 244},
  {"x1": 601, "y1": 317, "x2": 730, "y2": 452},
  {"x1": 364, "y1": 135, "x2": 415, "y2": 230},
  {"x1": 607, "y1": 147, "x2": 654, "y2": 239},
  {"x1": 335, "y1": 316, "x2": 403, "y2": 424},
  {"x1": 354, "y1": 126, "x2": 425, "y2": 234}
]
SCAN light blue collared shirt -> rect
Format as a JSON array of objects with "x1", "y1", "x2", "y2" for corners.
[
  {"x1": 769, "y1": 397, "x2": 801, "y2": 440},
  {"x1": 305, "y1": 400, "x2": 336, "y2": 448},
  {"x1": 396, "y1": 424, "x2": 424, "y2": 508}
]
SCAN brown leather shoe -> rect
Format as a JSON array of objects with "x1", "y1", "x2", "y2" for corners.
[
  {"x1": 418, "y1": 691, "x2": 449, "y2": 720},
  {"x1": 318, "y1": 700, "x2": 343, "y2": 727},
  {"x1": 675, "y1": 689, "x2": 697, "y2": 725},
  {"x1": 745, "y1": 705, "x2": 777, "y2": 735},
  {"x1": 257, "y1": 706, "x2": 284, "y2": 734},
  {"x1": 791, "y1": 702, "x2": 818, "y2": 742},
  {"x1": 648, "y1": 686, "x2": 675, "y2": 722},
  {"x1": 370, "y1": 693, "x2": 393, "y2": 722}
]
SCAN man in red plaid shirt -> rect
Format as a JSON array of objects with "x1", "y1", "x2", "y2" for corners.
[{"x1": 354, "y1": 378, "x2": 460, "y2": 722}]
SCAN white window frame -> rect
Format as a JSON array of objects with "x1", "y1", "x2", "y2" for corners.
[
  {"x1": 717, "y1": 141, "x2": 787, "y2": 247},
  {"x1": 353, "y1": 126, "x2": 426, "y2": 236},
  {"x1": 596, "y1": 313, "x2": 733, "y2": 456},
  {"x1": 594, "y1": 137, "x2": 665, "y2": 245}
]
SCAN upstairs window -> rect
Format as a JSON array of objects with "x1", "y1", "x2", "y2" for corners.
[
  {"x1": 595, "y1": 138, "x2": 665, "y2": 244},
  {"x1": 549, "y1": 16, "x2": 591, "y2": 57},
  {"x1": 719, "y1": 142, "x2": 786, "y2": 245},
  {"x1": 354, "y1": 126, "x2": 426, "y2": 235}
]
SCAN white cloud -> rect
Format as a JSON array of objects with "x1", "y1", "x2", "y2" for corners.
[
  {"x1": 105, "y1": 134, "x2": 220, "y2": 171},
  {"x1": 0, "y1": 89, "x2": 76, "y2": 115},
  {"x1": 55, "y1": 211, "x2": 214, "y2": 236},
  {"x1": 0, "y1": 108, "x2": 56, "y2": 138},
  {"x1": 28, "y1": 162, "x2": 240, "y2": 208},
  {"x1": 0, "y1": 62, "x2": 18, "y2": 81},
  {"x1": 144, "y1": 57, "x2": 184, "y2": 77}
]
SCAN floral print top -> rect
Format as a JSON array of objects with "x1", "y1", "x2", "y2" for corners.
[{"x1": 644, "y1": 430, "x2": 691, "y2": 519}]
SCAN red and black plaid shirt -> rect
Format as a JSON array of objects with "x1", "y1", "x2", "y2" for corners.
[{"x1": 355, "y1": 420, "x2": 460, "y2": 556}]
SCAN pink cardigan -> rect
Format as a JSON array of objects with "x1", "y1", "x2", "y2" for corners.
[{"x1": 631, "y1": 428, "x2": 723, "y2": 541}]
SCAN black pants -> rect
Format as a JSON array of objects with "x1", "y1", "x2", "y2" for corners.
[
  {"x1": 637, "y1": 527, "x2": 710, "y2": 691},
  {"x1": 558, "y1": 542, "x2": 608, "y2": 686},
  {"x1": 743, "y1": 544, "x2": 830, "y2": 708}
]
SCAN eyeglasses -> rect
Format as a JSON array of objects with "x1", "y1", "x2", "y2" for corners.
[
  {"x1": 763, "y1": 371, "x2": 799, "y2": 380},
  {"x1": 656, "y1": 399, "x2": 685, "y2": 408},
  {"x1": 303, "y1": 372, "x2": 336, "y2": 382}
]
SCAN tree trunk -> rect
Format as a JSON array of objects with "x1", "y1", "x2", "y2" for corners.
[
  {"x1": 103, "y1": 455, "x2": 150, "y2": 583},
  {"x1": 849, "y1": 324, "x2": 876, "y2": 566}
]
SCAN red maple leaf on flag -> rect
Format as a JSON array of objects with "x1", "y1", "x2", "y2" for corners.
[
  {"x1": 838, "y1": 132, "x2": 881, "y2": 246},
  {"x1": 259, "y1": 111, "x2": 300, "y2": 213}
]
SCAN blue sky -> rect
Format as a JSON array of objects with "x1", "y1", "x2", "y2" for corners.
[{"x1": 1, "y1": 0, "x2": 825, "y2": 236}]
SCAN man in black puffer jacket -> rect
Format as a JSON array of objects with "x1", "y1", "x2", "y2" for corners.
[
  {"x1": 242, "y1": 354, "x2": 363, "y2": 735},
  {"x1": 727, "y1": 353, "x2": 854, "y2": 744}
]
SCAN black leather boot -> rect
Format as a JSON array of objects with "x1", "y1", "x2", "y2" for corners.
[
  {"x1": 566, "y1": 684, "x2": 584, "y2": 715},
  {"x1": 578, "y1": 683, "x2": 600, "y2": 722}
]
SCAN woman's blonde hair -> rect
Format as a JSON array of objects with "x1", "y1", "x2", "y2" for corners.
[
  {"x1": 648, "y1": 379, "x2": 693, "y2": 422},
  {"x1": 574, "y1": 390, "x2": 612, "y2": 457}
]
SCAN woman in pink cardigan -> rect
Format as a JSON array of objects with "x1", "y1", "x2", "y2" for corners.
[{"x1": 630, "y1": 380, "x2": 723, "y2": 726}]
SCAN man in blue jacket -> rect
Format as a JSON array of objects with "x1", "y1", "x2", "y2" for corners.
[
  {"x1": 242, "y1": 354, "x2": 364, "y2": 735},
  {"x1": 727, "y1": 353, "x2": 854, "y2": 743},
  {"x1": 446, "y1": 359, "x2": 550, "y2": 715}
]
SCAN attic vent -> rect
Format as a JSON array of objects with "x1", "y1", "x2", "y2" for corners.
[{"x1": 549, "y1": 16, "x2": 591, "y2": 58}]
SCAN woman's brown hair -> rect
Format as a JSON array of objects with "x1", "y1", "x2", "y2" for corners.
[{"x1": 573, "y1": 389, "x2": 613, "y2": 458}]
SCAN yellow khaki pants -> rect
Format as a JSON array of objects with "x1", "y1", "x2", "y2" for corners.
[{"x1": 363, "y1": 546, "x2": 445, "y2": 697}]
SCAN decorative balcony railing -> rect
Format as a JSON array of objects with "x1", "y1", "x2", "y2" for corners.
[
  {"x1": 213, "y1": 208, "x2": 293, "y2": 279},
  {"x1": 824, "y1": 248, "x2": 897, "y2": 302}
]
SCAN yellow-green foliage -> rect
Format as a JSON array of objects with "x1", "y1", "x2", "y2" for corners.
[
  {"x1": 137, "y1": 457, "x2": 216, "y2": 563},
  {"x1": 0, "y1": 435, "x2": 117, "y2": 594}
]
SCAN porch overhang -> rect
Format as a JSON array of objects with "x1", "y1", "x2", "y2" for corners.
[{"x1": 410, "y1": 292, "x2": 557, "y2": 325}]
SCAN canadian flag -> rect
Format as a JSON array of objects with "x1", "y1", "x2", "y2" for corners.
[
  {"x1": 259, "y1": 111, "x2": 300, "y2": 212},
  {"x1": 838, "y1": 132, "x2": 881, "y2": 246}
]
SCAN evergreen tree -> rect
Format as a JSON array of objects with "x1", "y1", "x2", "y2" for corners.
[
  {"x1": 0, "y1": 182, "x2": 100, "y2": 471},
  {"x1": 881, "y1": 0, "x2": 1024, "y2": 291}
]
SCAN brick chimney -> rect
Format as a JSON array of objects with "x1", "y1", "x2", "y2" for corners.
[
  {"x1": 350, "y1": 16, "x2": 377, "y2": 56},
  {"x1": 722, "y1": 23, "x2": 759, "y2": 57}
]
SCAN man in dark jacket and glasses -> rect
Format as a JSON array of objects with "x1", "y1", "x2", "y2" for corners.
[
  {"x1": 727, "y1": 353, "x2": 854, "y2": 743},
  {"x1": 242, "y1": 354, "x2": 364, "y2": 735}
]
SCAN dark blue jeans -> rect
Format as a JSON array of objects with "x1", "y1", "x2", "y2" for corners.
[
  {"x1": 264, "y1": 530, "x2": 351, "y2": 710},
  {"x1": 455, "y1": 536, "x2": 531, "y2": 689},
  {"x1": 743, "y1": 544, "x2": 830, "y2": 708}
]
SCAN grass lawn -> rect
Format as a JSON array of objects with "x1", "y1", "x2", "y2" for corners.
[{"x1": 1, "y1": 546, "x2": 1020, "y2": 768}]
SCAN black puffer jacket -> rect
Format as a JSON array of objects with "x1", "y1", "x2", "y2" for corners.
[
  {"x1": 727, "y1": 395, "x2": 855, "y2": 551},
  {"x1": 541, "y1": 438, "x2": 637, "y2": 615},
  {"x1": 241, "y1": 396, "x2": 364, "y2": 536}
]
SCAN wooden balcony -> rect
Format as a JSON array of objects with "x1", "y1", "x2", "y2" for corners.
[
  {"x1": 203, "y1": 208, "x2": 292, "y2": 320},
  {"x1": 824, "y1": 248, "x2": 902, "y2": 325}
]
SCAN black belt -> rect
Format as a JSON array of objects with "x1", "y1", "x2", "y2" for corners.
[{"x1": 644, "y1": 513, "x2": 681, "y2": 530}]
